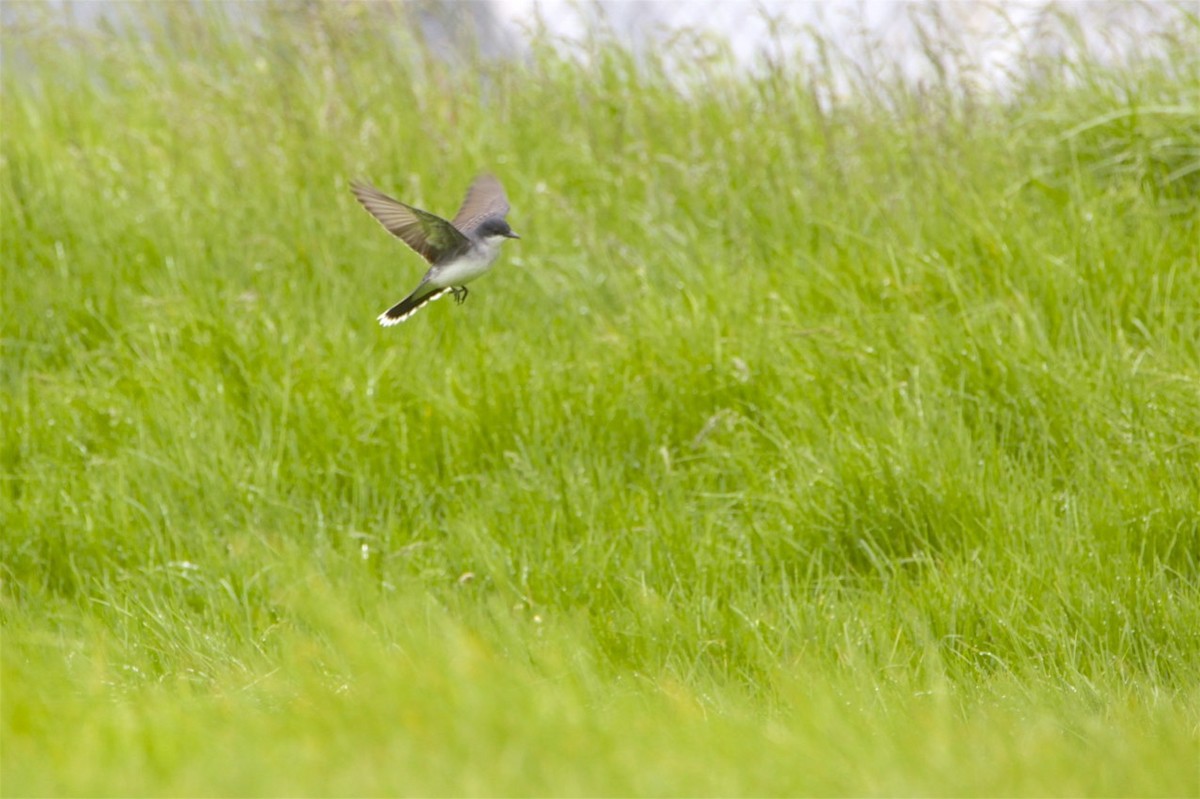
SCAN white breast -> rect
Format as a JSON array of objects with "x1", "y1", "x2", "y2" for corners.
[{"x1": 428, "y1": 241, "x2": 502, "y2": 288}]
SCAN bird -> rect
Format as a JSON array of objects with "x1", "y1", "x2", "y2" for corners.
[{"x1": 351, "y1": 174, "x2": 520, "y2": 326}]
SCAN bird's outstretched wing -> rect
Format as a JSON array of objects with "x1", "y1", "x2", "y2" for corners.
[
  {"x1": 351, "y1": 181, "x2": 469, "y2": 263},
  {"x1": 451, "y1": 174, "x2": 511, "y2": 236}
]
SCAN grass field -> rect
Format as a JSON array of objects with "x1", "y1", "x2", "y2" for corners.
[{"x1": 3, "y1": 3, "x2": 1199, "y2": 795}]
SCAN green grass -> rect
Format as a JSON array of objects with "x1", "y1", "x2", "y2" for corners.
[{"x1": 3, "y1": 3, "x2": 1199, "y2": 795}]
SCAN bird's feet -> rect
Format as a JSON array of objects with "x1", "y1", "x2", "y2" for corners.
[{"x1": 451, "y1": 286, "x2": 469, "y2": 305}]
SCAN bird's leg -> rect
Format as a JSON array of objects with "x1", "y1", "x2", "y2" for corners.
[{"x1": 451, "y1": 286, "x2": 469, "y2": 305}]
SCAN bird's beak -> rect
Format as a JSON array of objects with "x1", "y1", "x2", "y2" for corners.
[{"x1": 505, "y1": 230, "x2": 521, "y2": 240}]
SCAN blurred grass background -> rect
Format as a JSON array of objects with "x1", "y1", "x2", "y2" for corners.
[{"x1": 2, "y1": 2, "x2": 1199, "y2": 795}]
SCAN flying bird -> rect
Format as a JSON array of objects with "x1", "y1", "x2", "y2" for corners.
[{"x1": 352, "y1": 174, "x2": 520, "y2": 325}]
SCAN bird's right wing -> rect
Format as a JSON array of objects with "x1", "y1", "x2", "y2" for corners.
[{"x1": 451, "y1": 174, "x2": 511, "y2": 235}]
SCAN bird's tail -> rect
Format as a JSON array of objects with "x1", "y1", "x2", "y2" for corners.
[{"x1": 378, "y1": 287, "x2": 450, "y2": 326}]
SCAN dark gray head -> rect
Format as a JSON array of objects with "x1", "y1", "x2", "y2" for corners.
[{"x1": 475, "y1": 216, "x2": 520, "y2": 242}]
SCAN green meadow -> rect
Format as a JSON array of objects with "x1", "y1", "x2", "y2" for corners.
[{"x1": 3, "y1": 3, "x2": 1199, "y2": 795}]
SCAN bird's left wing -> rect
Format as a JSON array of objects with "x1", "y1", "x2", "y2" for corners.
[{"x1": 351, "y1": 181, "x2": 469, "y2": 263}]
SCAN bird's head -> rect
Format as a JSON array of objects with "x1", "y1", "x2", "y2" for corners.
[{"x1": 476, "y1": 216, "x2": 520, "y2": 242}]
